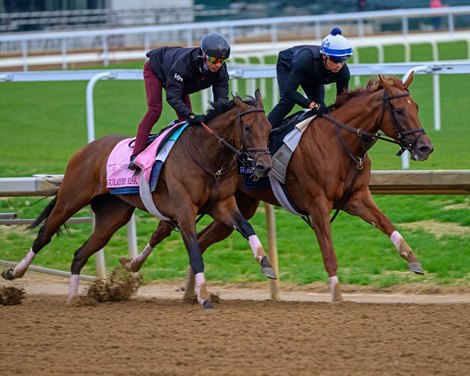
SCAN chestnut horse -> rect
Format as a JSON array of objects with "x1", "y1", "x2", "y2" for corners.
[
  {"x1": 122, "y1": 73, "x2": 434, "y2": 303},
  {"x1": 2, "y1": 91, "x2": 275, "y2": 308}
]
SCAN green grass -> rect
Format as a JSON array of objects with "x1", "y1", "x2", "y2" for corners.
[{"x1": 0, "y1": 42, "x2": 469, "y2": 289}]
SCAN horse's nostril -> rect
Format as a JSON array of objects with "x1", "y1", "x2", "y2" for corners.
[
  {"x1": 256, "y1": 164, "x2": 271, "y2": 174},
  {"x1": 419, "y1": 146, "x2": 433, "y2": 155}
]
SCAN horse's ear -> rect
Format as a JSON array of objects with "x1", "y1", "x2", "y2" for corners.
[
  {"x1": 403, "y1": 71, "x2": 414, "y2": 89},
  {"x1": 232, "y1": 94, "x2": 247, "y2": 110},
  {"x1": 379, "y1": 74, "x2": 392, "y2": 92},
  {"x1": 255, "y1": 89, "x2": 264, "y2": 110}
]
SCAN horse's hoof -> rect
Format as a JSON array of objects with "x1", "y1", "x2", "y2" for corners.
[
  {"x1": 202, "y1": 300, "x2": 214, "y2": 309},
  {"x1": 408, "y1": 262, "x2": 425, "y2": 275},
  {"x1": 183, "y1": 294, "x2": 198, "y2": 304},
  {"x1": 260, "y1": 256, "x2": 277, "y2": 279},
  {"x1": 2, "y1": 268, "x2": 15, "y2": 281},
  {"x1": 261, "y1": 267, "x2": 277, "y2": 280},
  {"x1": 118, "y1": 257, "x2": 138, "y2": 272}
]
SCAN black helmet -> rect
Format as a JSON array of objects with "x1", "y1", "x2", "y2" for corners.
[{"x1": 200, "y1": 32, "x2": 231, "y2": 59}]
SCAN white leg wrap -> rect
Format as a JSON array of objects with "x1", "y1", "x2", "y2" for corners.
[
  {"x1": 68, "y1": 274, "x2": 80, "y2": 299},
  {"x1": 13, "y1": 249, "x2": 36, "y2": 277},
  {"x1": 248, "y1": 235, "x2": 263, "y2": 262},
  {"x1": 134, "y1": 243, "x2": 154, "y2": 263},
  {"x1": 329, "y1": 276, "x2": 339, "y2": 298},
  {"x1": 390, "y1": 231, "x2": 403, "y2": 249},
  {"x1": 195, "y1": 272, "x2": 206, "y2": 305}
]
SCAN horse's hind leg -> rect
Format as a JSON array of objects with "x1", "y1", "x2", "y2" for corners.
[
  {"x1": 119, "y1": 220, "x2": 174, "y2": 272},
  {"x1": 344, "y1": 190, "x2": 424, "y2": 274},
  {"x1": 2, "y1": 191, "x2": 91, "y2": 281},
  {"x1": 67, "y1": 195, "x2": 134, "y2": 304}
]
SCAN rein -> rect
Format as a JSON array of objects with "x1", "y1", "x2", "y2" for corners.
[
  {"x1": 320, "y1": 88, "x2": 425, "y2": 223},
  {"x1": 188, "y1": 106, "x2": 267, "y2": 223},
  {"x1": 200, "y1": 107, "x2": 270, "y2": 166}
]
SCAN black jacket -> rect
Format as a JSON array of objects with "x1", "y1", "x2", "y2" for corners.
[
  {"x1": 146, "y1": 46, "x2": 230, "y2": 119},
  {"x1": 278, "y1": 45, "x2": 350, "y2": 108}
]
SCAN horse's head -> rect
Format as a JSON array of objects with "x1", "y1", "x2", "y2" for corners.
[
  {"x1": 377, "y1": 73, "x2": 434, "y2": 161},
  {"x1": 231, "y1": 89, "x2": 272, "y2": 178}
]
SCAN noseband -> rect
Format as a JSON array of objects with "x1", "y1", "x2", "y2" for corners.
[
  {"x1": 233, "y1": 108, "x2": 271, "y2": 167},
  {"x1": 379, "y1": 90, "x2": 426, "y2": 156}
]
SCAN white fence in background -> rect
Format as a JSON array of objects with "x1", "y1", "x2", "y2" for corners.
[
  {"x1": 2, "y1": 61, "x2": 470, "y2": 139},
  {"x1": 1, "y1": 7, "x2": 470, "y2": 70}
]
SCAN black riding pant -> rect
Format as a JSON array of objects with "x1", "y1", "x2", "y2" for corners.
[{"x1": 268, "y1": 61, "x2": 325, "y2": 128}]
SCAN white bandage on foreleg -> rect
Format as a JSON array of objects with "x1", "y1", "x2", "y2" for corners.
[
  {"x1": 195, "y1": 272, "x2": 205, "y2": 289},
  {"x1": 68, "y1": 274, "x2": 80, "y2": 298},
  {"x1": 134, "y1": 243, "x2": 154, "y2": 263},
  {"x1": 248, "y1": 235, "x2": 263, "y2": 261},
  {"x1": 13, "y1": 249, "x2": 36, "y2": 277},
  {"x1": 390, "y1": 231, "x2": 403, "y2": 248},
  {"x1": 329, "y1": 276, "x2": 339, "y2": 297}
]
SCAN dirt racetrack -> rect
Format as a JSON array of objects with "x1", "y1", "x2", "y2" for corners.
[{"x1": 1, "y1": 274, "x2": 470, "y2": 376}]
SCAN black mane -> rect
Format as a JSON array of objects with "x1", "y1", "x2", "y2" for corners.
[{"x1": 205, "y1": 94, "x2": 257, "y2": 123}]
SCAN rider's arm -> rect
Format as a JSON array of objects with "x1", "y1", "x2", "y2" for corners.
[
  {"x1": 283, "y1": 50, "x2": 314, "y2": 109},
  {"x1": 211, "y1": 65, "x2": 230, "y2": 102},
  {"x1": 165, "y1": 69, "x2": 193, "y2": 120},
  {"x1": 336, "y1": 64, "x2": 351, "y2": 96}
]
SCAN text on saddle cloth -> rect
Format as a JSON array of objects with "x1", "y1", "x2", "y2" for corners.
[{"x1": 106, "y1": 121, "x2": 189, "y2": 193}]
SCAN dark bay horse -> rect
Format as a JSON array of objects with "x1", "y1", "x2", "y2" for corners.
[
  {"x1": 2, "y1": 91, "x2": 275, "y2": 308},
  {"x1": 124, "y1": 73, "x2": 434, "y2": 303}
]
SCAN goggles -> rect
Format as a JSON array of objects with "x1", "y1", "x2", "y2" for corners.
[
  {"x1": 326, "y1": 54, "x2": 350, "y2": 64},
  {"x1": 205, "y1": 55, "x2": 226, "y2": 64}
]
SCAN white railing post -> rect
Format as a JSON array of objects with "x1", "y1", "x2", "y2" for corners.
[{"x1": 86, "y1": 71, "x2": 114, "y2": 278}]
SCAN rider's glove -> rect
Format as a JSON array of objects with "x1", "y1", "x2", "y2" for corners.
[
  {"x1": 312, "y1": 102, "x2": 327, "y2": 115},
  {"x1": 187, "y1": 113, "x2": 206, "y2": 125}
]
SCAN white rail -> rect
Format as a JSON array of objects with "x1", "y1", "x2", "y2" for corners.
[{"x1": 1, "y1": 7, "x2": 470, "y2": 70}]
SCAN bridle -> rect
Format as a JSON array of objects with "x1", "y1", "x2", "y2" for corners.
[
  {"x1": 319, "y1": 87, "x2": 426, "y2": 224},
  {"x1": 200, "y1": 107, "x2": 271, "y2": 168},
  {"x1": 323, "y1": 87, "x2": 426, "y2": 160},
  {"x1": 187, "y1": 106, "x2": 270, "y2": 223},
  {"x1": 378, "y1": 89, "x2": 426, "y2": 156}
]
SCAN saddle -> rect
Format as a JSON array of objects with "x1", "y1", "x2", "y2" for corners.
[{"x1": 269, "y1": 109, "x2": 316, "y2": 155}]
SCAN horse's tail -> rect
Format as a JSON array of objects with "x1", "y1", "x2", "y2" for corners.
[{"x1": 28, "y1": 196, "x2": 57, "y2": 230}]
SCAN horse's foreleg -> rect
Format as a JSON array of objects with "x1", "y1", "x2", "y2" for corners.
[
  {"x1": 182, "y1": 194, "x2": 262, "y2": 301},
  {"x1": 210, "y1": 199, "x2": 277, "y2": 280},
  {"x1": 177, "y1": 215, "x2": 213, "y2": 309},
  {"x1": 344, "y1": 190, "x2": 424, "y2": 274},
  {"x1": 309, "y1": 203, "x2": 343, "y2": 303},
  {"x1": 119, "y1": 220, "x2": 174, "y2": 272},
  {"x1": 67, "y1": 196, "x2": 134, "y2": 304}
]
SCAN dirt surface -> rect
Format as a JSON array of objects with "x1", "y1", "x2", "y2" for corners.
[{"x1": 1, "y1": 274, "x2": 470, "y2": 376}]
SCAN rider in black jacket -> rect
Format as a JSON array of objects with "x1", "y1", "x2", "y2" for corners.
[
  {"x1": 129, "y1": 32, "x2": 230, "y2": 169},
  {"x1": 268, "y1": 27, "x2": 353, "y2": 128}
]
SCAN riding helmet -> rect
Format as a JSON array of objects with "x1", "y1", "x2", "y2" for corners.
[
  {"x1": 320, "y1": 27, "x2": 353, "y2": 57},
  {"x1": 200, "y1": 32, "x2": 231, "y2": 59}
]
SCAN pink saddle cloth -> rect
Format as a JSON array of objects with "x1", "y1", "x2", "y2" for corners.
[{"x1": 106, "y1": 122, "x2": 184, "y2": 190}]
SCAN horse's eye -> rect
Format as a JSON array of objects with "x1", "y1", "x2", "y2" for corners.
[
  {"x1": 244, "y1": 124, "x2": 251, "y2": 132},
  {"x1": 395, "y1": 108, "x2": 404, "y2": 115}
]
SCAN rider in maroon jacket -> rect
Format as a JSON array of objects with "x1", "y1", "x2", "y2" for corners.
[{"x1": 129, "y1": 32, "x2": 231, "y2": 170}]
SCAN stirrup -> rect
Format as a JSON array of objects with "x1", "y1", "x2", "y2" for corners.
[{"x1": 128, "y1": 155, "x2": 140, "y2": 171}]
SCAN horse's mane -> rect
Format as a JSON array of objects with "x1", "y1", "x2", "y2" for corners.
[
  {"x1": 332, "y1": 75, "x2": 405, "y2": 109},
  {"x1": 205, "y1": 94, "x2": 257, "y2": 123}
]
